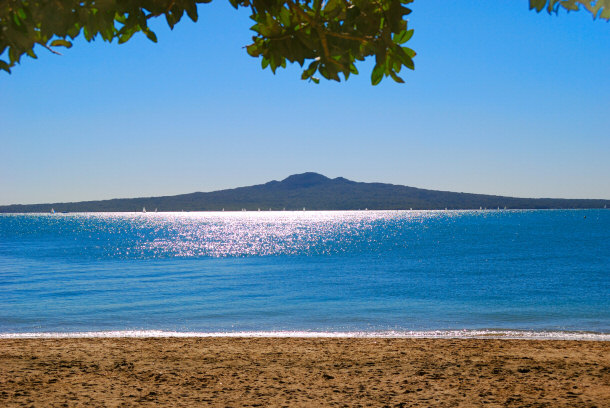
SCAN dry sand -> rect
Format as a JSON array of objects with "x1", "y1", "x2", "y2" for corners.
[{"x1": 0, "y1": 337, "x2": 608, "y2": 407}]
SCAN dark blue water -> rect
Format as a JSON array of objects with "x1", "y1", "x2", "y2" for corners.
[{"x1": 0, "y1": 210, "x2": 608, "y2": 337}]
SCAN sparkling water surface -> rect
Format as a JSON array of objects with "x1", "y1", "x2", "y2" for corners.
[{"x1": 0, "y1": 210, "x2": 608, "y2": 338}]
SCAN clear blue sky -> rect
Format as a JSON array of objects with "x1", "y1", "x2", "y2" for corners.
[{"x1": 1, "y1": 0, "x2": 609, "y2": 205}]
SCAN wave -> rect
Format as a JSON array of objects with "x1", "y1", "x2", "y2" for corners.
[{"x1": 1, "y1": 329, "x2": 608, "y2": 341}]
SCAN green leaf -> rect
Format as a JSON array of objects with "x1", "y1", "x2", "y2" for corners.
[
  {"x1": 0, "y1": 60, "x2": 11, "y2": 73},
  {"x1": 394, "y1": 46, "x2": 414, "y2": 70},
  {"x1": 393, "y1": 29, "x2": 414, "y2": 44},
  {"x1": 50, "y1": 39, "x2": 73, "y2": 48},
  {"x1": 279, "y1": 7, "x2": 291, "y2": 26},
  {"x1": 529, "y1": 0, "x2": 547, "y2": 11},
  {"x1": 324, "y1": 0, "x2": 343, "y2": 17},
  {"x1": 371, "y1": 63, "x2": 385, "y2": 85},
  {"x1": 247, "y1": 43, "x2": 260, "y2": 57},
  {"x1": 145, "y1": 30, "x2": 158, "y2": 43},
  {"x1": 389, "y1": 71, "x2": 404, "y2": 83},
  {"x1": 8, "y1": 46, "x2": 20, "y2": 64},
  {"x1": 402, "y1": 47, "x2": 416, "y2": 58},
  {"x1": 185, "y1": 3, "x2": 199, "y2": 21},
  {"x1": 118, "y1": 29, "x2": 136, "y2": 44},
  {"x1": 83, "y1": 27, "x2": 93, "y2": 41},
  {"x1": 301, "y1": 60, "x2": 319, "y2": 79}
]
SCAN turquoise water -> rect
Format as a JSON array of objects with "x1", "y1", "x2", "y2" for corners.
[{"x1": 0, "y1": 210, "x2": 608, "y2": 338}]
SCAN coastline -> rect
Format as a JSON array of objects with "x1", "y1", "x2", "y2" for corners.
[
  {"x1": 1, "y1": 337, "x2": 608, "y2": 407},
  {"x1": 1, "y1": 329, "x2": 609, "y2": 341}
]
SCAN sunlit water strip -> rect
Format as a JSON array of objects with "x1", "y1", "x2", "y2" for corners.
[
  {"x1": 1, "y1": 330, "x2": 608, "y2": 341},
  {"x1": 1, "y1": 210, "x2": 609, "y2": 334}
]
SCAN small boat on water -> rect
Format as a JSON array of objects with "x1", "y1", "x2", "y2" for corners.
[
  {"x1": 50, "y1": 208, "x2": 55, "y2": 214},
  {"x1": 142, "y1": 207, "x2": 146, "y2": 213}
]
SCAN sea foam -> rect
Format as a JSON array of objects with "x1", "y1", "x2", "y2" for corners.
[{"x1": 1, "y1": 330, "x2": 608, "y2": 341}]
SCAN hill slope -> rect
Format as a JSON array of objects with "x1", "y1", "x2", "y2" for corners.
[{"x1": 1, "y1": 172, "x2": 609, "y2": 212}]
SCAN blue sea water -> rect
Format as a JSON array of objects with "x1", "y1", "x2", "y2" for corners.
[{"x1": 0, "y1": 210, "x2": 608, "y2": 338}]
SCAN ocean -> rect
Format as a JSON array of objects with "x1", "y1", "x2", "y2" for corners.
[{"x1": 0, "y1": 210, "x2": 608, "y2": 339}]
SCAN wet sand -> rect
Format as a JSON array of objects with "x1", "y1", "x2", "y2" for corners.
[{"x1": 0, "y1": 338, "x2": 608, "y2": 407}]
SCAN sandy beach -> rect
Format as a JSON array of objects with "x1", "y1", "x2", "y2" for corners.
[{"x1": 0, "y1": 337, "x2": 608, "y2": 407}]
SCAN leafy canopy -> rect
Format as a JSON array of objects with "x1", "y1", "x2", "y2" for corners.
[{"x1": 1, "y1": 0, "x2": 607, "y2": 84}]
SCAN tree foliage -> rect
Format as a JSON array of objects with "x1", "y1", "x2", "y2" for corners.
[
  {"x1": 529, "y1": 0, "x2": 610, "y2": 19},
  {"x1": 0, "y1": 0, "x2": 607, "y2": 84}
]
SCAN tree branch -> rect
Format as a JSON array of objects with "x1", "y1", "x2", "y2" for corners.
[
  {"x1": 326, "y1": 31, "x2": 370, "y2": 43},
  {"x1": 286, "y1": 0, "x2": 336, "y2": 66},
  {"x1": 40, "y1": 43, "x2": 62, "y2": 56}
]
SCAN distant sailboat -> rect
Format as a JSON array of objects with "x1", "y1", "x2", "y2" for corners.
[
  {"x1": 142, "y1": 207, "x2": 146, "y2": 213},
  {"x1": 154, "y1": 208, "x2": 158, "y2": 213},
  {"x1": 50, "y1": 208, "x2": 55, "y2": 214},
  {"x1": 303, "y1": 207, "x2": 306, "y2": 211}
]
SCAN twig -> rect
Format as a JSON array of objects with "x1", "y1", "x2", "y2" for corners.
[
  {"x1": 325, "y1": 31, "x2": 369, "y2": 42},
  {"x1": 286, "y1": 0, "x2": 337, "y2": 66},
  {"x1": 40, "y1": 43, "x2": 62, "y2": 55}
]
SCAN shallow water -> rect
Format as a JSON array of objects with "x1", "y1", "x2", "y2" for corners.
[{"x1": 0, "y1": 210, "x2": 608, "y2": 337}]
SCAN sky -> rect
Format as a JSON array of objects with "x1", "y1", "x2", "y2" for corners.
[{"x1": 1, "y1": 0, "x2": 609, "y2": 205}]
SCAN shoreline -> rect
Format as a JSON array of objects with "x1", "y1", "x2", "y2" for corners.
[
  {"x1": 1, "y1": 208, "x2": 609, "y2": 214},
  {"x1": 1, "y1": 329, "x2": 610, "y2": 341},
  {"x1": 1, "y1": 337, "x2": 608, "y2": 406}
]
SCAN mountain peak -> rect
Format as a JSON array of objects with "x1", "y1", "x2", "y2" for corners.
[{"x1": 280, "y1": 172, "x2": 331, "y2": 188}]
